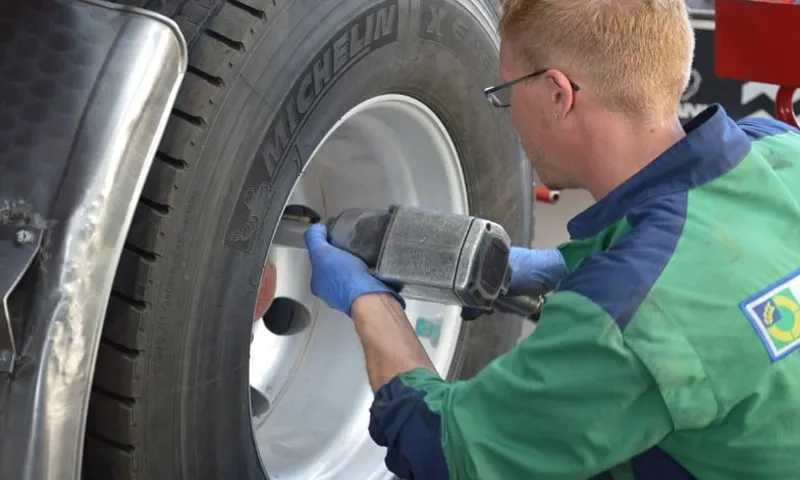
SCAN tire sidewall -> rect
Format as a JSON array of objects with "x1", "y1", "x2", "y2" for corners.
[{"x1": 143, "y1": 0, "x2": 531, "y2": 477}]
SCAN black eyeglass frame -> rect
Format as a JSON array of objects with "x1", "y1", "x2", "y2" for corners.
[{"x1": 483, "y1": 69, "x2": 581, "y2": 108}]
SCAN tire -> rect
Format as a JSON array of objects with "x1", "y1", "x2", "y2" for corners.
[{"x1": 83, "y1": 0, "x2": 533, "y2": 479}]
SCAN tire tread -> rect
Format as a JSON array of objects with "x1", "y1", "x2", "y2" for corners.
[
  {"x1": 86, "y1": 1, "x2": 276, "y2": 477},
  {"x1": 88, "y1": 2, "x2": 524, "y2": 479}
]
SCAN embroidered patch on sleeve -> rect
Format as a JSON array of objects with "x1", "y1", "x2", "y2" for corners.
[{"x1": 740, "y1": 269, "x2": 800, "y2": 361}]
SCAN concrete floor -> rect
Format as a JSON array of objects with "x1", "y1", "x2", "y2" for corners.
[{"x1": 519, "y1": 188, "x2": 594, "y2": 339}]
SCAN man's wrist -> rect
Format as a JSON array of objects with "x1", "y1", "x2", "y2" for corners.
[
  {"x1": 351, "y1": 291, "x2": 402, "y2": 318},
  {"x1": 349, "y1": 290, "x2": 434, "y2": 391}
]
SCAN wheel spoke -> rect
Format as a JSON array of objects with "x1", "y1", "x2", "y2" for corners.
[
  {"x1": 268, "y1": 244, "x2": 314, "y2": 306},
  {"x1": 249, "y1": 219, "x2": 320, "y2": 411},
  {"x1": 249, "y1": 258, "x2": 316, "y2": 416}
]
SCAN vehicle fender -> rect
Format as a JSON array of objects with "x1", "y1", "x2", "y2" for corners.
[{"x1": 0, "y1": 2, "x2": 187, "y2": 480}]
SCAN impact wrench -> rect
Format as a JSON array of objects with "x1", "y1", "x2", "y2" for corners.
[{"x1": 286, "y1": 204, "x2": 544, "y2": 321}]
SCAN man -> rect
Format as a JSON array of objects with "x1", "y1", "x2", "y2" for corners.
[{"x1": 304, "y1": 0, "x2": 800, "y2": 478}]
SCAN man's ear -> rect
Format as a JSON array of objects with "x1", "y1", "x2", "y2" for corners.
[{"x1": 545, "y1": 69, "x2": 575, "y2": 119}]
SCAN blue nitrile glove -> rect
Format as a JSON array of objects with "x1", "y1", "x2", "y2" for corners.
[
  {"x1": 461, "y1": 246, "x2": 568, "y2": 320},
  {"x1": 304, "y1": 223, "x2": 406, "y2": 316}
]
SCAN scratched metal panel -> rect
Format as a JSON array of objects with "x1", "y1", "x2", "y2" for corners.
[{"x1": 0, "y1": 2, "x2": 187, "y2": 479}]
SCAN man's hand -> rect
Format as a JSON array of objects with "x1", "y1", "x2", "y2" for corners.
[
  {"x1": 462, "y1": 246, "x2": 568, "y2": 320},
  {"x1": 506, "y1": 246, "x2": 568, "y2": 295},
  {"x1": 304, "y1": 222, "x2": 432, "y2": 392},
  {"x1": 304, "y1": 223, "x2": 405, "y2": 316}
]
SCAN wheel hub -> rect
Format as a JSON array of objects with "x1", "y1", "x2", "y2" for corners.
[{"x1": 248, "y1": 94, "x2": 468, "y2": 479}]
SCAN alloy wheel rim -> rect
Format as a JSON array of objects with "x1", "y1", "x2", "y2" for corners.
[{"x1": 249, "y1": 94, "x2": 468, "y2": 479}]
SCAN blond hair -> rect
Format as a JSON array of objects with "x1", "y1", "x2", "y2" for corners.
[{"x1": 499, "y1": 0, "x2": 695, "y2": 117}]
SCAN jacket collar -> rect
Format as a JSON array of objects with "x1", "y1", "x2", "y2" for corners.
[{"x1": 566, "y1": 104, "x2": 751, "y2": 239}]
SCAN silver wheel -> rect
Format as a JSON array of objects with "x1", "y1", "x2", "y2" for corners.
[{"x1": 248, "y1": 94, "x2": 468, "y2": 479}]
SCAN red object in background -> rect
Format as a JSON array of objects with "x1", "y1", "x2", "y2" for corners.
[
  {"x1": 714, "y1": 0, "x2": 800, "y2": 128},
  {"x1": 535, "y1": 187, "x2": 560, "y2": 204}
]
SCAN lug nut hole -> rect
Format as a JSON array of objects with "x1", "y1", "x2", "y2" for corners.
[
  {"x1": 282, "y1": 204, "x2": 321, "y2": 223},
  {"x1": 262, "y1": 297, "x2": 310, "y2": 336}
]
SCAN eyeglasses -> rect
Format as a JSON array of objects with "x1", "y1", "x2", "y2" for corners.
[{"x1": 483, "y1": 69, "x2": 581, "y2": 108}]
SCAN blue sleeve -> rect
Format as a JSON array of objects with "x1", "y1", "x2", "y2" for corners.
[{"x1": 368, "y1": 373, "x2": 450, "y2": 479}]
